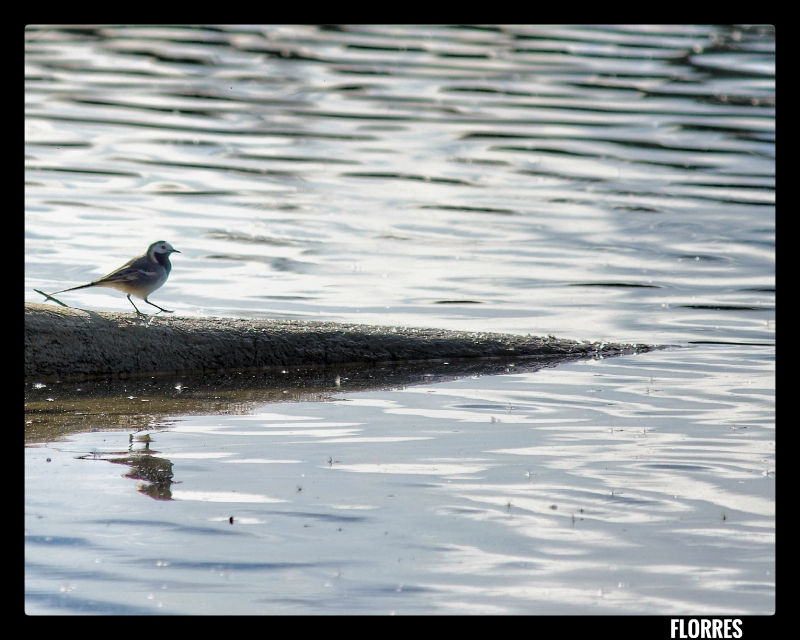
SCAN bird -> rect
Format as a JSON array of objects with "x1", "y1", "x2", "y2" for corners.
[{"x1": 38, "y1": 240, "x2": 180, "y2": 315}]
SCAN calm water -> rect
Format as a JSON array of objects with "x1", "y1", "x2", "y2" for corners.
[{"x1": 25, "y1": 25, "x2": 774, "y2": 615}]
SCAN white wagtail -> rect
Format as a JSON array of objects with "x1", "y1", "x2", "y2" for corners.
[{"x1": 38, "y1": 241, "x2": 180, "y2": 314}]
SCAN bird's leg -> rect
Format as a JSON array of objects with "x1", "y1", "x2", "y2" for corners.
[
  {"x1": 127, "y1": 294, "x2": 145, "y2": 315},
  {"x1": 143, "y1": 297, "x2": 173, "y2": 313}
]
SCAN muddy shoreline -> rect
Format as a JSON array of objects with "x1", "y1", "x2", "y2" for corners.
[{"x1": 25, "y1": 302, "x2": 656, "y2": 381}]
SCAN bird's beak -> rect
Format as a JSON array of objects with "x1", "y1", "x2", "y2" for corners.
[{"x1": 172, "y1": 249, "x2": 181, "y2": 253}]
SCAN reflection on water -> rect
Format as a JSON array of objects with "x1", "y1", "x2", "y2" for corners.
[
  {"x1": 25, "y1": 346, "x2": 773, "y2": 614},
  {"x1": 25, "y1": 25, "x2": 773, "y2": 615},
  {"x1": 24, "y1": 355, "x2": 581, "y2": 442}
]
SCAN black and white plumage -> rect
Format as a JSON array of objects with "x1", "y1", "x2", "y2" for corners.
[{"x1": 44, "y1": 241, "x2": 180, "y2": 314}]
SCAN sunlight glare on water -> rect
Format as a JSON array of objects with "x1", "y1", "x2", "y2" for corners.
[{"x1": 25, "y1": 24, "x2": 773, "y2": 344}]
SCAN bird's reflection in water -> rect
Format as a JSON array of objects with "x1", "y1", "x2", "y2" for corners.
[{"x1": 108, "y1": 437, "x2": 175, "y2": 501}]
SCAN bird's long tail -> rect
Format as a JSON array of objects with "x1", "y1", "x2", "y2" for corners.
[
  {"x1": 51, "y1": 282, "x2": 97, "y2": 294},
  {"x1": 33, "y1": 289, "x2": 70, "y2": 307}
]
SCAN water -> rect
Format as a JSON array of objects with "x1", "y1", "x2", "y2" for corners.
[{"x1": 25, "y1": 25, "x2": 774, "y2": 615}]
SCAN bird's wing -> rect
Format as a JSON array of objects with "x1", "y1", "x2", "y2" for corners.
[{"x1": 93, "y1": 256, "x2": 159, "y2": 284}]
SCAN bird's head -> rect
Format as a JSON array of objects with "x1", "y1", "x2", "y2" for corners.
[{"x1": 149, "y1": 241, "x2": 180, "y2": 258}]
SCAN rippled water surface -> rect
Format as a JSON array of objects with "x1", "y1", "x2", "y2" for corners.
[{"x1": 25, "y1": 25, "x2": 774, "y2": 615}]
